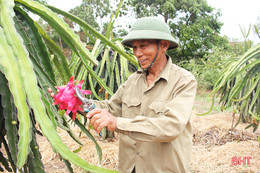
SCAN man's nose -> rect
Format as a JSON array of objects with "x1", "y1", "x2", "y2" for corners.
[{"x1": 134, "y1": 47, "x2": 143, "y2": 58}]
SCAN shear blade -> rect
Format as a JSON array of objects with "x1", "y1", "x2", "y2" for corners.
[{"x1": 75, "y1": 87, "x2": 86, "y2": 103}]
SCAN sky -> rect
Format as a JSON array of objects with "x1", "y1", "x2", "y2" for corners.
[
  {"x1": 46, "y1": 0, "x2": 260, "y2": 44},
  {"x1": 207, "y1": 0, "x2": 260, "y2": 43}
]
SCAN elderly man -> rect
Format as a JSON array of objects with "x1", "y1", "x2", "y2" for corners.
[{"x1": 87, "y1": 17, "x2": 197, "y2": 173}]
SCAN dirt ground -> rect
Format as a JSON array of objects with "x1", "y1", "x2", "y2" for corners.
[
  {"x1": 37, "y1": 112, "x2": 259, "y2": 173},
  {"x1": 1, "y1": 90, "x2": 260, "y2": 173},
  {"x1": 37, "y1": 91, "x2": 260, "y2": 173}
]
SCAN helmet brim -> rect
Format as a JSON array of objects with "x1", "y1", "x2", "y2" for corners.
[{"x1": 122, "y1": 29, "x2": 179, "y2": 49}]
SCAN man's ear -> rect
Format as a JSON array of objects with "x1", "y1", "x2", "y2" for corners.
[{"x1": 160, "y1": 40, "x2": 170, "y2": 51}]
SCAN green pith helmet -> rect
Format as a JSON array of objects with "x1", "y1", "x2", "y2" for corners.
[{"x1": 122, "y1": 17, "x2": 179, "y2": 49}]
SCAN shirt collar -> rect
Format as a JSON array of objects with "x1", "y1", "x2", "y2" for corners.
[
  {"x1": 158, "y1": 55, "x2": 172, "y2": 82},
  {"x1": 137, "y1": 55, "x2": 172, "y2": 82}
]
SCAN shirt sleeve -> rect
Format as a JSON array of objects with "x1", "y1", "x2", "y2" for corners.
[
  {"x1": 93, "y1": 82, "x2": 125, "y2": 117},
  {"x1": 116, "y1": 76, "x2": 197, "y2": 143}
]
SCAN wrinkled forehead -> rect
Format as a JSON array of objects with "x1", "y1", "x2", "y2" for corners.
[{"x1": 132, "y1": 39, "x2": 158, "y2": 45}]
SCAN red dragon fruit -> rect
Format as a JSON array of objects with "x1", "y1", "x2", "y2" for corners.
[{"x1": 52, "y1": 77, "x2": 91, "y2": 120}]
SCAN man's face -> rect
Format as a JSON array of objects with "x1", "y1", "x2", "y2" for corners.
[{"x1": 132, "y1": 40, "x2": 158, "y2": 69}]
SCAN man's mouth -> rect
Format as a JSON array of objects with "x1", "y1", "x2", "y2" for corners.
[{"x1": 138, "y1": 59, "x2": 147, "y2": 65}]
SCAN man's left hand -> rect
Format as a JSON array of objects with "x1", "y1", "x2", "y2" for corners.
[{"x1": 87, "y1": 108, "x2": 117, "y2": 134}]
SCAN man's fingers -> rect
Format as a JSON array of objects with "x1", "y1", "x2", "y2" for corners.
[
  {"x1": 86, "y1": 112, "x2": 94, "y2": 119},
  {"x1": 92, "y1": 119, "x2": 101, "y2": 131},
  {"x1": 89, "y1": 114, "x2": 99, "y2": 124},
  {"x1": 96, "y1": 121, "x2": 107, "y2": 134},
  {"x1": 91, "y1": 114, "x2": 101, "y2": 125},
  {"x1": 87, "y1": 108, "x2": 116, "y2": 133},
  {"x1": 87, "y1": 108, "x2": 102, "y2": 118},
  {"x1": 93, "y1": 118, "x2": 106, "y2": 133}
]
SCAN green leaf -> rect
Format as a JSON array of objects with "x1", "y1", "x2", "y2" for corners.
[
  {"x1": 98, "y1": 48, "x2": 109, "y2": 77},
  {"x1": 15, "y1": 0, "x2": 99, "y2": 66},
  {"x1": 73, "y1": 146, "x2": 83, "y2": 154},
  {"x1": 0, "y1": 22, "x2": 31, "y2": 168},
  {"x1": 73, "y1": 117, "x2": 103, "y2": 164},
  {"x1": 85, "y1": 61, "x2": 114, "y2": 95},
  {"x1": 40, "y1": 89, "x2": 58, "y2": 130},
  {"x1": 14, "y1": 6, "x2": 56, "y2": 84},
  {"x1": 115, "y1": 61, "x2": 121, "y2": 87},
  {"x1": 35, "y1": 22, "x2": 72, "y2": 83},
  {"x1": 46, "y1": 4, "x2": 138, "y2": 67},
  {"x1": 0, "y1": 72, "x2": 18, "y2": 170},
  {"x1": 245, "y1": 124, "x2": 253, "y2": 129},
  {"x1": 62, "y1": 116, "x2": 84, "y2": 146},
  {"x1": 88, "y1": 74, "x2": 103, "y2": 101},
  {"x1": 232, "y1": 73, "x2": 260, "y2": 102},
  {"x1": 27, "y1": 127, "x2": 44, "y2": 173},
  {"x1": 13, "y1": 11, "x2": 57, "y2": 93},
  {"x1": 62, "y1": 157, "x2": 74, "y2": 173},
  {"x1": 1, "y1": 1, "x2": 116, "y2": 172}
]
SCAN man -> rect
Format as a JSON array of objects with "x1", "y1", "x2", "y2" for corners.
[{"x1": 87, "y1": 17, "x2": 197, "y2": 173}]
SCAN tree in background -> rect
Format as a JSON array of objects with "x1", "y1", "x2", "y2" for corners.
[
  {"x1": 68, "y1": 0, "x2": 111, "y2": 32},
  {"x1": 38, "y1": 0, "x2": 114, "y2": 58},
  {"x1": 126, "y1": 0, "x2": 230, "y2": 62},
  {"x1": 38, "y1": 0, "x2": 112, "y2": 50},
  {"x1": 68, "y1": 0, "x2": 133, "y2": 40}
]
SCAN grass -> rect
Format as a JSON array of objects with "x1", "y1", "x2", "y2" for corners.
[{"x1": 194, "y1": 89, "x2": 233, "y2": 115}]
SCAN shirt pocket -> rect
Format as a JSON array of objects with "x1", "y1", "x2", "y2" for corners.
[
  {"x1": 122, "y1": 95, "x2": 141, "y2": 118},
  {"x1": 148, "y1": 101, "x2": 166, "y2": 117}
]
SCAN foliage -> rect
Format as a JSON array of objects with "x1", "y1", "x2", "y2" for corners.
[
  {"x1": 46, "y1": 2, "x2": 138, "y2": 94},
  {"x1": 65, "y1": 1, "x2": 138, "y2": 139},
  {"x1": 0, "y1": 0, "x2": 138, "y2": 172},
  {"x1": 199, "y1": 48, "x2": 235, "y2": 90},
  {"x1": 68, "y1": 0, "x2": 111, "y2": 32},
  {"x1": 37, "y1": 17, "x2": 66, "y2": 49},
  {"x1": 126, "y1": 0, "x2": 230, "y2": 62},
  {"x1": 38, "y1": 0, "x2": 112, "y2": 50},
  {"x1": 198, "y1": 43, "x2": 260, "y2": 132},
  {"x1": 180, "y1": 46, "x2": 237, "y2": 90},
  {"x1": 196, "y1": 24, "x2": 260, "y2": 132}
]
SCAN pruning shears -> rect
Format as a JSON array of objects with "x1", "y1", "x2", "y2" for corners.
[
  {"x1": 76, "y1": 87, "x2": 106, "y2": 138},
  {"x1": 75, "y1": 87, "x2": 95, "y2": 113}
]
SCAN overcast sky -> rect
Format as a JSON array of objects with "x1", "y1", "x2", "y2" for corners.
[
  {"x1": 207, "y1": 0, "x2": 260, "y2": 43},
  {"x1": 47, "y1": 0, "x2": 260, "y2": 43}
]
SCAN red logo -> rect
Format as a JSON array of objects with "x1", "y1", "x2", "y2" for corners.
[{"x1": 231, "y1": 156, "x2": 252, "y2": 166}]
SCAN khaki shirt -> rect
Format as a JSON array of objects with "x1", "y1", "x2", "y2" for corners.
[{"x1": 94, "y1": 57, "x2": 197, "y2": 173}]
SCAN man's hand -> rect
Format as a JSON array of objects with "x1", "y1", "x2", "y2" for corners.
[{"x1": 87, "y1": 108, "x2": 117, "y2": 134}]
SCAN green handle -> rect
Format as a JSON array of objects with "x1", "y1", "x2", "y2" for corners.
[{"x1": 84, "y1": 103, "x2": 95, "y2": 113}]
